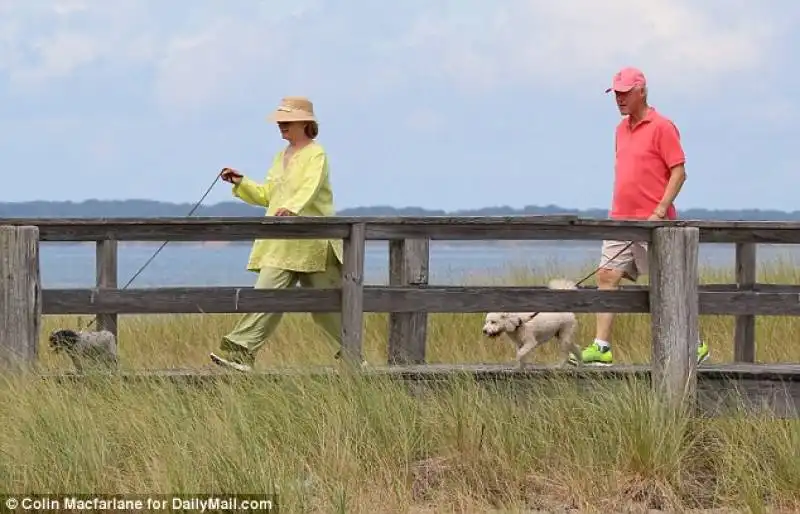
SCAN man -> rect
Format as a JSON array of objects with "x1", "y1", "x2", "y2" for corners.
[{"x1": 570, "y1": 67, "x2": 709, "y2": 366}]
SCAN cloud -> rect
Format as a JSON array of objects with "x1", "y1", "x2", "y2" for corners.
[
  {"x1": 0, "y1": 0, "x2": 791, "y2": 114},
  {"x1": 0, "y1": 1, "x2": 153, "y2": 86},
  {"x1": 152, "y1": 19, "x2": 277, "y2": 113},
  {"x1": 404, "y1": 108, "x2": 445, "y2": 134},
  {"x1": 379, "y1": 0, "x2": 783, "y2": 96},
  {"x1": 0, "y1": 0, "x2": 323, "y2": 110}
]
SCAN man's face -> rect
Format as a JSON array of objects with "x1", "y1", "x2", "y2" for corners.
[{"x1": 614, "y1": 86, "x2": 645, "y2": 116}]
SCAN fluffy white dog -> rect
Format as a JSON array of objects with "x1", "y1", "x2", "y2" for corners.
[{"x1": 481, "y1": 278, "x2": 582, "y2": 368}]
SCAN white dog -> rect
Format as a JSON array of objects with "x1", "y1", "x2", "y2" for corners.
[{"x1": 481, "y1": 278, "x2": 583, "y2": 368}]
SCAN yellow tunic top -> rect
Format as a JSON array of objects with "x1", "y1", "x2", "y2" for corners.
[{"x1": 231, "y1": 142, "x2": 344, "y2": 273}]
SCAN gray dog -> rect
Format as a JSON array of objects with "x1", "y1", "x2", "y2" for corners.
[{"x1": 49, "y1": 329, "x2": 119, "y2": 373}]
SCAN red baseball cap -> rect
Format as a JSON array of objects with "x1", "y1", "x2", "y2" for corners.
[{"x1": 605, "y1": 67, "x2": 646, "y2": 93}]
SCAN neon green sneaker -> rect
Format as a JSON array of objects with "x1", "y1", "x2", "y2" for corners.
[
  {"x1": 697, "y1": 340, "x2": 710, "y2": 365},
  {"x1": 568, "y1": 341, "x2": 708, "y2": 366},
  {"x1": 569, "y1": 341, "x2": 613, "y2": 366}
]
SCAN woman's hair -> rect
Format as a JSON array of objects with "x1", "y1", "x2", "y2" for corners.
[{"x1": 304, "y1": 121, "x2": 319, "y2": 139}]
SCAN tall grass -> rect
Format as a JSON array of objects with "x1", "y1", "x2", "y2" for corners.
[{"x1": 2, "y1": 260, "x2": 799, "y2": 512}]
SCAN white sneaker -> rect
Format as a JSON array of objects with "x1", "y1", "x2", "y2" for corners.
[{"x1": 209, "y1": 352, "x2": 253, "y2": 373}]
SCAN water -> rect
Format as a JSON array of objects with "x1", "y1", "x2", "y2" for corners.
[{"x1": 40, "y1": 241, "x2": 800, "y2": 288}]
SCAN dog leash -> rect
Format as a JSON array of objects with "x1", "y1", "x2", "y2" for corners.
[
  {"x1": 79, "y1": 172, "x2": 223, "y2": 331},
  {"x1": 519, "y1": 240, "x2": 636, "y2": 323}
]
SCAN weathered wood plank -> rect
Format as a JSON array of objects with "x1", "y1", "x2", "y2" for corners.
[
  {"x1": 365, "y1": 222, "x2": 653, "y2": 241},
  {"x1": 0, "y1": 226, "x2": 41, "y2": 370},
  {"x1": 365, "y1": 287, "x2": 650, "y2": 313},
  {"x1": 686, "y1": 283, "x2": 800, "y2": 292},
  {"x1": 699, "y1": 291, "x2": 800, "y2": 315},
  {"x1": 697, "y1": 228, "x2": 800, "y2": 244},
  {"x1": 388, "y1": 239, "x2": 429, "y2": 365},
  {"x1": 39, "y1": 363, "x2": 800, "y2": 418},
  {"x1": 649, "y1": 226, "x2": 700, "y2": 410},
  {"x1": 695, "y1": 362, "x2": 800, "y2": 378},
  {"x1": 340, "y1": 223, "x2": 366, "y2": 363},
  {"x1": 600, "y1": 283, "x2": 800, "y2": 293},
  {"x1": 40, "y1": 286, "x2": 649, "y2": 314},
  {"x1": 43, "y1": 287, "x2": 342, "y2": 314},
  {"x1": 95, "y1": 239, "x2": 118, "y2": 338},
  {"x1": 38, "y1": 363, "x2": 800, "y2": 381},
  {"x1": 734, "y1": 243, "x2": 757, "y2": 362},
  {"x1": 5, "y1": 216, "x2": 800, "y2": 242},
  {"x1": 38, "y1": 286, "x2": 800, "y2": 315},
  {"x1": 0, "y1": 217, "x2": 350, "y2": 241}
]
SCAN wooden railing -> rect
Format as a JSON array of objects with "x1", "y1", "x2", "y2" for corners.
[{"x1": 2, "y1": 216, "x2": 800, "y2": 407}]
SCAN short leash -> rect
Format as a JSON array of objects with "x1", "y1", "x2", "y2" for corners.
[
  {"x1": 79, "y1": 172, "x2": 223, "y2": 331},
  {"x1": 519, "y1": 240, "x2": 635, "y2": 324},
  {"x1": 571, "y1": 240, "x2": 635, "y2": 288}
]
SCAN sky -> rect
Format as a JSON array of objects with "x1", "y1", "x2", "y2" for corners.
[{"x1": 1, "y1": 0, "x2": 798, "y2": 213}]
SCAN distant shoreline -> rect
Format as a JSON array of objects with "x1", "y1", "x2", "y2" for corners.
[{"x1": 3, "y1": 199, "x2": 800, "y2": 221}]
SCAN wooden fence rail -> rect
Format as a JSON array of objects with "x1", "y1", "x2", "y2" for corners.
[{"x1": 1, "y1": 216, "x2": 799, "y2": 412}]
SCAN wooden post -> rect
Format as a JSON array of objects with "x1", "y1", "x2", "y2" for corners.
[
  {"x1": 649, "y1": 226, "x2": 700, "y2": 410},
  {"x1": 340, "y1": 223, "x2": 366, "y2": 364},
  {"x1": 96, "y1": 239, "x2": 118, "y2": 338},
  {"x1": 734, "y1": 242, "x2": 756, "y2": 363},
  {"x1": 388, "y1": 239, "x2": 430, "y2": 365},
  {"x1": 0, "y1": 226, "x2": 41, "y2": 370}
]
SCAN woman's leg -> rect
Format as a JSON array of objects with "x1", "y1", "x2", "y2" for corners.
[
  {"x1": 214, "y1": 266, "x2": 297, "y2": 368},
  {"x1": 298, "y1": 246, "x2": 343, "y2": 350}
]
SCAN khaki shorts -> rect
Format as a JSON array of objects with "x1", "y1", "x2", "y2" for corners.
[{"x1": 599, "y1": 240, "x2": 649, "y2": 282}]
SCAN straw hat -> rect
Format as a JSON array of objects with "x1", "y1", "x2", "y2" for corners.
[{"x1": 267, "y1": 96, "x2": 317, "y2": 123}]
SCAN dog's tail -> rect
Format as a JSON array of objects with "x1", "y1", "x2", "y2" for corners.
[{"x1": 547, "y1": 278, "x2": 577, "y2": 290}]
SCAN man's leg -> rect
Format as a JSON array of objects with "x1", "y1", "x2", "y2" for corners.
[
  {"x1": 210, "y1": 266, "x2": 297, "y2": 371},
  {"x1": 594, "y1": 268, "x2": 626, "y2": 342},
  {"x1": 629, "y1": 241, "x2": 710, "y2": 364},
  {"x1": 570, "y1": 240, "x2": 640, "y2": 366},
  {"x1": 570, "y1": 240, "x2": 710, "y2": 366}
]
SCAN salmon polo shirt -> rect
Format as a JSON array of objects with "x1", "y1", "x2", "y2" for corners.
[{"x1": 611, "y1": 107, "x2": 686, "y2": 220}]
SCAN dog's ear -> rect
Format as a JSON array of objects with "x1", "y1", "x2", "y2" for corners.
[
  {"x1": 50, "y1": 329, "x2": 79, "y2": 344},
  {"x1": 509, "y1": 315, "x2": 527, "y2": 330}
]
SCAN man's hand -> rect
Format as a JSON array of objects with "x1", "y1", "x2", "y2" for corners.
[
  {"x1": 220, "y1": 167, "x2": 244, "y2": 185},
  {"x1": 274, "y1": 208, "x2": 295, "y2": 216},
  {"x1": 648, "y1": 206, "x2": 668, "y2": 221}
]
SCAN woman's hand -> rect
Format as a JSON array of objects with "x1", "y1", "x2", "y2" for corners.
[
  {"x1": 220, "y1": 167, "x2": 244, "y2": 185},
  {"x1": 274, "y1": 208, "x2": 295, "y2": 216}
]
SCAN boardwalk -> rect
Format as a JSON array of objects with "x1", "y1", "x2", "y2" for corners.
[{"x1": 2, "y1": 215, "x2": 800, "y2": 417}]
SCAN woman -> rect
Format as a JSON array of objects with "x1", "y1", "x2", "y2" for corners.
[{"x1": 210, "y1": 96, "x2": 351, "y2": 372}]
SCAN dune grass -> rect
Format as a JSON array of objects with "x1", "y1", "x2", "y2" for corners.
[{"x1": 2, "y1": 260, "x2": 800, "y2": 512}]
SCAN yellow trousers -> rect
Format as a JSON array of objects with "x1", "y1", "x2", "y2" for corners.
[{"x1": 222, "y1": 247, "x2": 343, "y2": 354}]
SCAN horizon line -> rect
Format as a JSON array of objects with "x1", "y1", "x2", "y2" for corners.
[{"x1": 1, "y1": 198, "x2": 799, "y2": 214}]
